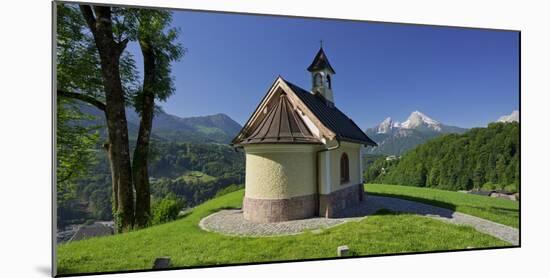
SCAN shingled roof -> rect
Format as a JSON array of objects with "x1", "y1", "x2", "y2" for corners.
[
  {"x1": 232, "y1": 77, "x2": 377, "y2": 147},
  {"x1": 238, "y1": 92, "x2": 322, "y2": 145},
  {"x1": 307, "y1": 47, "x2": 336, "y2": 74},
  {"x1": 284, "y1": 79, "x2": 377, "y2": 146}
]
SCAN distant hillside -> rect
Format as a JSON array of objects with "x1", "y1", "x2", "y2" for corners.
[
  {"x1": 58, "y1": 103, "x2": 245, "y2": 228},
  {"x1": 59, "y1": 141, "x2": 245, "y2": 227},
  {"x1": 76, "y1": 102, "x2": 242, "y2": 144},
  {"x1": 364, "y1": 122, "x2": 519, "y2": 192},
  {"x1": 147, "y1": 112, "x2": 242, "y2": 144},
  {"x1": 365, "y1": 111, "x2": 468, "y2": 155}
]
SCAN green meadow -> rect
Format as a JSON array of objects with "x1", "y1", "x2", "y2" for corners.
[
  {"x1": 57, "y1": 186, "x2": 512, "y2": 275},
  {"x1": 365, "y1": 183, "x2": 519, "y2": 228}
]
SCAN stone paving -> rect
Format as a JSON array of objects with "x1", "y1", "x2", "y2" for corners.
[{"x1": 199, "y1": 194, "x2": 519, "y2": 245}]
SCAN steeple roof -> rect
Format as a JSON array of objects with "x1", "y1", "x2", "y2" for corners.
[
  {"x1": 238, "y1": 92, "x2": 322, "y2": 145},
  {"x1": 307, "y1": 47, "x2": 336, "y2": 74}
]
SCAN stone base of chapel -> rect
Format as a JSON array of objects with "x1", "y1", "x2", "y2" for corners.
[
  {"x1": 243, "y1": 194, "x2": 317, "y2": 223},
  {"x1": 242, "y1": 184, "x2": 364, "y2": 223},
  {"x1": 318, "y1": 184, "x2": 364, "y2": 218}
]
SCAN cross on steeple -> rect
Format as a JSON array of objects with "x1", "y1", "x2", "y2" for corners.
[{"x1": 320, "y1": 40, "x2": 323, "y2": 48}]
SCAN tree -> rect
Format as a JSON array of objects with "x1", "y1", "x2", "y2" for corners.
[
  {"x1": 130, "y1": 9, "x2": 184, "y2": 227},
  {"x1": 472, "y1": 162, "x2": 484, "y2": 189},
  {"x1": 495, "y1": 154, "x2": 507, "y2": 187},
  {"x1": 56, "y1": 4, "x2": 136, "y2": 228},
  {"x1": 55, "y1": 4, "x2": 136, "y2": 231},
  {"x1": 76, "y1": 5, "x2": 138, "y2": 232},
  {"x1": 56, "y1": 3, "x2": 183, "y2": 231}
]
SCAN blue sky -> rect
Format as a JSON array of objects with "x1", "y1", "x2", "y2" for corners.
[{"x1": 127, "y1": 9, "x2": 519, "y2": 128}]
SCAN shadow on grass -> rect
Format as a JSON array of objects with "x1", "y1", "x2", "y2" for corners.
[
  {"x1": 367, "y1": 192, "x2": 518, "y2": 225},
  {"x1": 489, "y1": 206, "x2": 519, "y2": 213},
  {"x1": 217, "y1": 206, "x2": 242, "y2": 210},
  {"x1": 371, "y1": 208, "x2": 397, "y2": 215},
  {"x1": 368, "y1": 192, "x2": 457, "y2": 212},
  {"x1": 332, "y1": 194, "x2": 455, "y2": 219},
  {"x1": 203, "y1": 206, "x2": 242, "y2": 217}
]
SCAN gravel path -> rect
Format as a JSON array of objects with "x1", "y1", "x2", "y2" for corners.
[{"x1": 199, "y1": 194, "x2": 519, "y2": 245}]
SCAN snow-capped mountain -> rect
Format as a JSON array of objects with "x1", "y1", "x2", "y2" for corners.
[
  {"x1": 497, "y1": 110, "x2": 519, "y2": 123},
  {"x1": 373, "y1": 111, "x2": 463, "y2": 135},
  {"x1": 365, "y1": 111, "x2": 468, "y2": 155},
  {"x1": 376, "y1": 117, "x2": 401, "y2": 134},
  {"x1": 375, "y1": 111, "x2": 442, "y2": 134},
  {"x1": 400, "y1": 111, "x2": 442, "y2": 131}
]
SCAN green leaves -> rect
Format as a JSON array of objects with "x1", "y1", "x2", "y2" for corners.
[
  {"x1": 56, "y1": 3, "x2": 139, "y2": 106},
  {"x1": 151, "y1": 194, "x2": 184, "y2": 225},
  {"x1": 131, "y1": 8, "x2": 185, "y2": 115},
  {"x1": 56, "y1": 98, "x2": 101, "y2": 205}
]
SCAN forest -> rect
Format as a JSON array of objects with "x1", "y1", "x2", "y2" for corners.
[
  {"x1": 57, "y1": 141, "x2": 244, "y2": 228},
  {"x1": 364, "y1": 122, "x2": 519, "y2": 192}
]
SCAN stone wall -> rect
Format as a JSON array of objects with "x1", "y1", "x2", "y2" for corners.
[
  {"x1": 243, "y1": 184, "x2": 364, "y2": 222},
  {"x1": 243, "y1": 194, "x2": 317, "y2": 223},
  {"x1": 319, "y1": 184, "x2": 364, "y2": 218}
]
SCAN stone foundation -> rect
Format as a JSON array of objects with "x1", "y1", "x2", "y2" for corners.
[
  {"x1": 319, "y1": 184, "x2": 364, "y2": 218},
  {"x1": 243, "y1": 184, "x2": 364, "y2": 222},
  {"x1": 243, "y1": 194, "x2": 317, "y2": 223}
]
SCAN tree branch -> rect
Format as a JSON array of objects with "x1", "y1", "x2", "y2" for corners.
[
  {"x1": 118, "y1": 37, "x2": 130, "y2": 56},
  {"x1": 79, "y1": 5, "x2": 97, "y2": 34},
  {"x1": 57, "y1": 90, "x2": 106, "y2": 111}
]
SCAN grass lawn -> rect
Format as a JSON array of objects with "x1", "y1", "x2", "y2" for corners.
[
  {"x1": 365, "y1": 183, "x2": 519, "y2": 228},
  {"x1": 57, "y1": 189, "x2": 509, "y2": 275}
]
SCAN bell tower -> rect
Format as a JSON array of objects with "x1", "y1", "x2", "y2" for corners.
[{"x1": 307, "y1": 43, "x2": 336, "y2": 106}]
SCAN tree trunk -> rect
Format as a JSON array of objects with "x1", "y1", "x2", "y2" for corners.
[
  {"x1": 80, "y1": 5, "x2": 134, "y2": 232},
  {"x1": 103, "y1": 143, "x2": 118, "y2": 215},
  {"x1": 132, "y1": 39, "x2": 156, "y2": 228}
]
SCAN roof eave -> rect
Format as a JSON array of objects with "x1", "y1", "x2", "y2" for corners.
[
  {"x1": 306, "y1": 64, "x2": 336, "y2": 74},
  {"x1": 336, "y1": 136, "x2": 378, "y2": 147},
  {"x1": 235, "y1": 140, "x2": 323, "y2": 147}
]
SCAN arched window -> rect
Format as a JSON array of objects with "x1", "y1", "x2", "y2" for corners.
[
  {"x1": 313, "y1": 73, "x2": 322, "y2": 87},
  {"x1": 327, "y1": 74, "x2": 332, "y2": 89},
  {"x1": 340, "y1": 153, "x2": 350, "y2": 184}
]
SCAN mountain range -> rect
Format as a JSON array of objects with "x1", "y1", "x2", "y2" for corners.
[
  {"x1": 76, "y1": 102, "x2": 242, "y2": 144},
  {"x1": 365, "y1": 110, "x2": 519, "y2": 156},
  {"x1": 365, "y1": 111, "x2": 468, "y2": 155},
  {"x1": 75, "y1": 101, "x2": 518, "y2": 153}
]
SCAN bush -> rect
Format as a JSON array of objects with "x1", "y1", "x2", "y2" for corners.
[
  {"x1": 504, "y1": 183, "x2": 518, "y2": 193},
  {"x1": 481, "y1": 182, "x2": 498, "y2": 191},
  {"x1": 151, "y1": 194, "x2": 184, "y2": 225}
]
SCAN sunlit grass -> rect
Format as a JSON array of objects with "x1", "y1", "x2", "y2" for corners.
[
  {"x1": 365, "y1": 183, "x2": 519, "y2": 228},
  {"x1": 57, "y1": 189, "x2": 509, "y2": 275}
]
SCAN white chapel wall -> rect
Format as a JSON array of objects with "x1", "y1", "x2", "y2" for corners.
[{"x1": 328, "y1": 142, "x2": 362, "y2": 192}]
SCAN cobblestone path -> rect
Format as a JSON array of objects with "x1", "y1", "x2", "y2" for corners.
[{"x1": 199, "y1": 194, "x2": 519, "y2": 245}]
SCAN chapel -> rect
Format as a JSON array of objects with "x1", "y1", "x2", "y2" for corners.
[{"x1": 232, "y1": 47, "x2": 377, "y2": 223}]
